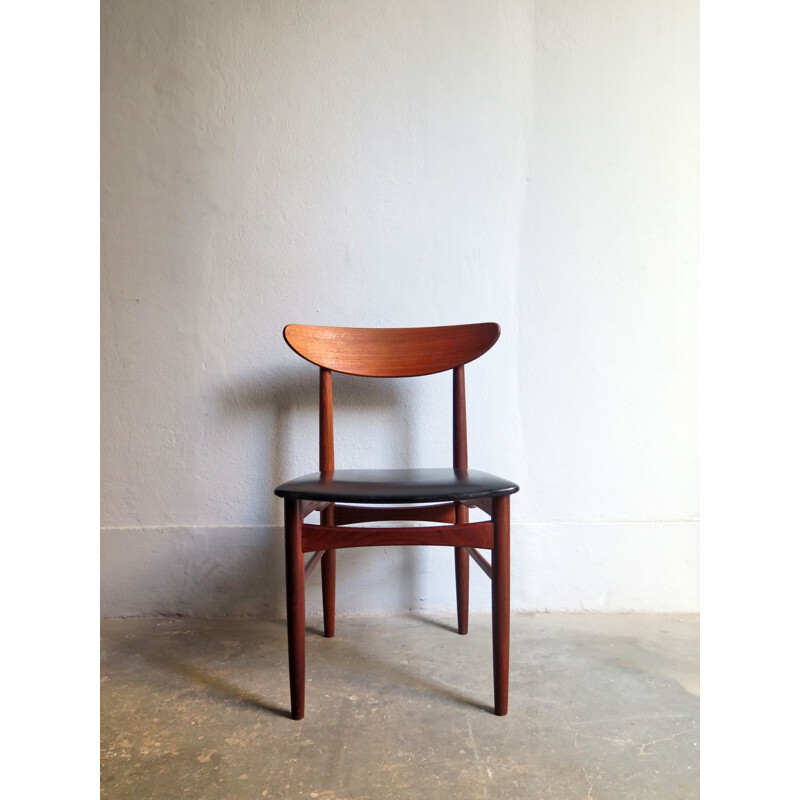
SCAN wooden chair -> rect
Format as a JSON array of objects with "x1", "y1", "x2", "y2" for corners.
[{"x1": 274, "y1": 323, "x2": 519, "y2": 720}]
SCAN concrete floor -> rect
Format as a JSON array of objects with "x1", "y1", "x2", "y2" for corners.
[{"x1": 101, "y1": 613, "x2": 699, "y2": 799}]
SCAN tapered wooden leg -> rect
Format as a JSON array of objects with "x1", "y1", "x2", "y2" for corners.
[
  {"x1": 455, "y1": 546, "x2": 469, "y2": 634},
  {"x1": 322, "y1": 549, "x2": 336, "y2": 638},
  {"x1": 455, "y1": 502, "x2": 469, "y2": 634},
  {"x1": 455, "y1": 548, "x2": 470, "y2": 635},
  {"x1": 284, "y1": 499, "x2": 305, "y2": 720},
  {"x1": 491, "y1": 495, "x2": 510, "y2": 716},
  {"x1": 321, "y1": 504, "x2": 335, "y2": 638}
]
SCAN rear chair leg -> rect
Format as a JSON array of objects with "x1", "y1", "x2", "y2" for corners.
[
  {"x1": 322, "y1": 550, "x2": 336, "y2": 638},
  {"x1": 284, "y1": 499, "x2": 305, "y2": 720},
  {"x1": 455, "y1": 547, "x2": 469, "y2": 634},
  {"x1": 491, "y1": 495, "x2": 510, "y2": 716},
  {"x1": 455, "y1": 502, "x2": 470, "y2": 634},
  {"x1": 321, "y1": 504, "x2": 336, "y2": 638}
]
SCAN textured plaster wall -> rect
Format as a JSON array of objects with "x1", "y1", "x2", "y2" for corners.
[{"x1": 101, "y1": 0, "x2": 699, "y2": 616}]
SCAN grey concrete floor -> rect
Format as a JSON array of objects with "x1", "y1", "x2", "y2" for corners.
[{"x1": 101, "y1": 613, "x2": 699, "y2": 799}]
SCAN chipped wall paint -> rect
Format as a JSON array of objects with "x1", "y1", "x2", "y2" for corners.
[{"x1": 101, "y1": 0, "x2": 698, "y2": 615}]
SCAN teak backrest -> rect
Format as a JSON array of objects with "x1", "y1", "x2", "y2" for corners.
[
  {"x1": 283, "y1": 323, "x2": 501, "y2": 474},
  {"x1": 283, "y1": 323, "x2": 499, "y2": 378}
]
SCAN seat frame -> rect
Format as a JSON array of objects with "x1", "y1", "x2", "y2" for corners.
[{"x1": 277, "y1": 324, "x2": 515, "y2": 719}]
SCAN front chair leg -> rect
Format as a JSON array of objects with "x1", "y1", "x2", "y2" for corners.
[
  {"x1": 284, "y1": 499, "x2": 305, "y2": 720},
  {"x1": 491, "y1": 495, "x2": 510, "y2": 716}
]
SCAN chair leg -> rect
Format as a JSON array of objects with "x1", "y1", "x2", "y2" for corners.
[
  {"x1": 322, "y1": 550, "x2": 336, "y2": 638},
  {"x1": 491, "y1": 495, "x2": 510, "y2": 716},
  {"x1": 455, "y1": 547, "x2": 469, "y2": 635},
  {"x1": 320, "y1": 504, "x2": 336, "y2": 638},
  {"x1": 284, "y1": 498, "x2": 305, "y2": 720},
  {"x1": 455, "y1": 502, "x2": 470, "y2": 634}
]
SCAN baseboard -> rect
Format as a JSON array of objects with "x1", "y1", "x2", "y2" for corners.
[{"x1": 100, "y1": 520, "x2": 699, "y2": 617}]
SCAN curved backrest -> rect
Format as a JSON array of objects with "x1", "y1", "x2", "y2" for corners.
[{"x1": 283, "y1": 323, "x2": 500, "y2": 377}]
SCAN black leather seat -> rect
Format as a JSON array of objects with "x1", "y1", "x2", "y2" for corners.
[{"x1": 275, "y1": 467, "x2": 519, "y2": 504}]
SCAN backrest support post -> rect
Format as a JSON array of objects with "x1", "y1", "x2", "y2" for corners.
[
  {"x1": 319, "y1": 367, "x2": 334, "y2": 471},
  {"x1": 453, "y1": 364, "x2": 468, "y2": 470}
]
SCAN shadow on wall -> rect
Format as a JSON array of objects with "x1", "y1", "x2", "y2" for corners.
[{"x1": 218, "y1": 363, "x2": 431, "y2": 617}]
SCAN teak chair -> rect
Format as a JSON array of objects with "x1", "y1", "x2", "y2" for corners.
[{"x1": 274, "y1": 323, "x2": 519, "y2": 720}]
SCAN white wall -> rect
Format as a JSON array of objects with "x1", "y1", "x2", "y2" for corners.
[{"x1": 101, "y1": 0, "x2": 698, "y2": 616}]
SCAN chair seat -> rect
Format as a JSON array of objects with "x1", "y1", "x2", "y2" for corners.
[{"x1": 274, "y1": 468, "x2": 519, "y2": 504}]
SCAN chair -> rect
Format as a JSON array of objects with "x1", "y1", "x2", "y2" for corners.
[{"x1": 274, "y1": 323, "x2": 519, "y2": 720}]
